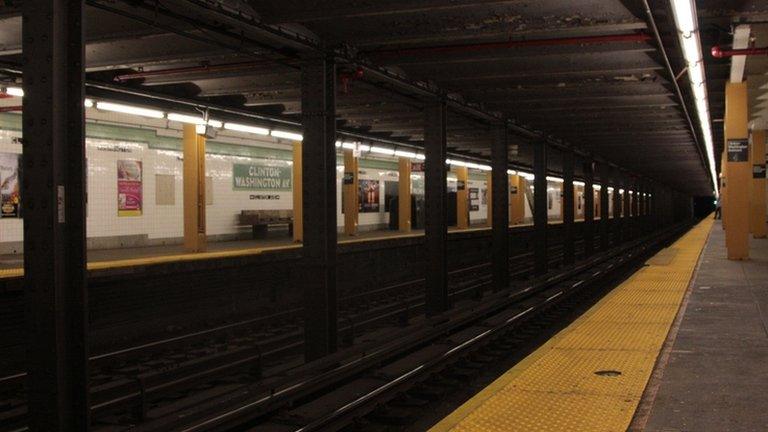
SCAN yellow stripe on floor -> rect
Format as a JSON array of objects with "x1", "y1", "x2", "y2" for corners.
[{"x1": 431, "y1": 217, "x2": 713, "y2": 432}]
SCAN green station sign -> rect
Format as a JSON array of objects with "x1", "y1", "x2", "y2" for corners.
[{"x1": 233, "y1": 163, "x2": 292, "y2": 191}]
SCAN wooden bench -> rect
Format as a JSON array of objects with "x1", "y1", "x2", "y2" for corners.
[{"x1": 239, "y1": 210, "x2": 294, "y2": 239}]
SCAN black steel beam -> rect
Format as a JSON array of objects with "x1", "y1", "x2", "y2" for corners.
[
  {"x1": 533, "y1": 141, "x2": 548, "y2": 275},
  {"x1": 623, "y1": 175, "x2": 631, "y2": 241},
  {"x1": 22, "y1": 1, "x2": 89, "y2": 430},
  {"x1": 491, "y1": 126, "x2": 509, "y2": 291},
  {"x1": 599, "y1": 164, "x2": 610, "y2": 251},
  {"x1": 583, "y1": 159, "x2": 595, "y2": 257},
  {"x1": 612, "y1": 167, "x2": 622, "y2": 246},
  {"x1": 424, "y1": 100, "x2": 449, "y2": 315},
  {"x1": 562, "y1": 148, "x2": 575, "y2": 265},
  {"x1": 301, "y1": 55, "x2": 338, "y2": 360}
]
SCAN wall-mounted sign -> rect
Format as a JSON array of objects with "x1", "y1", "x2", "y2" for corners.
[
  {"x1": 0, "y1": 153, "x2": 21, "y2": 218},
  {"x1": 753, "y1": 164, "x2": 766, "y2": 179},
  {"x1": 457, "y1": 180, "x2": 466, "y2": 191},
  {"x1": 117, "y1": 159, "x2": 143, "y2": 217},
  {"x1": 249, "y1": 194, "x2": 281, "y2": 200},
  {"x1": 412, "y1": 162, "x2": 425, "y2": 172},
  {"x1": 343, "y1": 172, "x2": 354, "y2": 185},
  {"x1": 233, "y1": 163, "x2": 292, "y2": 190},
  {"x1": 510, "y1": 185, "x2": 518, "y2": 194},
  {"x1": 727, "y1": 139, "x2": 749, "y2": 162}
]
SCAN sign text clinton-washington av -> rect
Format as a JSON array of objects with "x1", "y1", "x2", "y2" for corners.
[{"x1": 233, "y1": 163, "x2": 292, "y2": 191}]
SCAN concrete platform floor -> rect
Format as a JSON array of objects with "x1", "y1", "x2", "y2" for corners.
[
  {"x1": 633, "y1": 220, "x2": 768, "y2": 432},
  {"x1": 0, "y1": 221, "x2": 533, "y2": 271}
]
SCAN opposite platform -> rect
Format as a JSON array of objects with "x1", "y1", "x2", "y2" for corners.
[{"x1": 430, "y1": 217, "x2": 713, "y2": 432}]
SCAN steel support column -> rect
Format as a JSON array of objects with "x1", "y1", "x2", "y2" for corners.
[
  {"x1": 533, "y1": 142, "x2": 548, "y2": 275},
  {"x1": 599, "y1": 165, "x2": 610, "y2": 251},
  {"x1": 632, "y1": 181, "x2": 640, "y2": 238},
  {"x1": 612, "y1": 168, "x2": 622, "y2": 245},
  {"x1": 301, "y1": 56, "x2": 337, "y2": 360},
  {"x1": 623, "y1": 176, "x2": 631, "y2": 240},
  {"x1": 583, "y1": 160, "x2": 595, "y2": 257},
  {"x1": 22, "y1": 1, "x2": 89, "y2": 430},
  {"x1": 491, "y1": 127, "x2": 509, "y2": 291},
  {"x1": 562, "y1": 149, "x2": 575, "y2": 265},
  {"x1": 424, "y1": 101, "x2": 449, "y2": 315}
]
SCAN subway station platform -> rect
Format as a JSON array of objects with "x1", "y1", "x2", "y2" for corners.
[
  {"x1": 430, "y1": 217, "x2": 768, "y2": 432},
  {"x1": 0, "y1": 220, "x2": 579, "y2": 277}
]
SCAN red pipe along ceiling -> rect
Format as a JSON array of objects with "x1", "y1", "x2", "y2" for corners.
[
  {"x1": 711, "y1": 45, "x2": 768, "y2": 58},
  {"x1": 362, "y1": 32, "x2": 652, "y2": 57}
]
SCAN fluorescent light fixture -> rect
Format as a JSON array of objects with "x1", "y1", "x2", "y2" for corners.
[
  {"x1": 97, "y1": 101, "x2": 165, "y2": 119},
  {"x1": 670, "y1": 0, "x2": 719, "y2": 196},
  {"x1": 224, "y1": 122, "x2": 269, "y2": 136},
  {"x1": 195, "y1": 124, "x2": 207, "y2": 135},
  {"x1": 4, "y1": 87, "x2": 23, "y2": 97},
  {"x1": 619, "y1": 188, "x2": 625, "y2": 194},
  {"x1": 335, "y1": 140, "x2": 342, "y2": 148},
  {"x1": 415, "y1": 153, "x2": 426, "y2": 160},
  {"x1": 394, "y1": 149, "x2": 417, "y2": 159},
  {"x1": 369, "y1": 146, "x2": 395, "y2": 156},
  {"x1": 358, "y1": 144, "x2": 371, "y2": 152},
  {"x1": 593, "y1": 184, "x2": 602, "y2": 190},
  {"x1": 607, "y1": 187, "x2": 615, "y2": 192},
  {"x1": 574, "y1": 180, "x2": 586, "y2": 187},
  {"x1": 270, "y1": 130, "x2": 303, "y2": 141},
  {"x1": 507, "y1": 169, "x2": 517, "y2": 175},
  {"x1": 546, "y1": 176, "x2": 564, "y2": 183},
  {"x1": 84, "y1": 99, "x2": 94, "y2": 108},
  {"x1": 167, "y1": 113, "x2": 222, "y2": 128},
  {"x1": 342, "y1": 142, "x2": 357, "y2": 150},
  {"x1": 519, "y1": 172, "x2": 534, "y2": 180},
  {"x1": 447, "y1": 159, "x2": 467, "y2": 167}
]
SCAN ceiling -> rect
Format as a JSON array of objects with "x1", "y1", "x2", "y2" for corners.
[{"x1": 0, "y1": 0, "x2": 743, "y2": 195}]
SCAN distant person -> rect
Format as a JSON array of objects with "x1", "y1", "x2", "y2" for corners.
[{"x1": 714, "y1": 197, "x2": 721, "y2": 220}]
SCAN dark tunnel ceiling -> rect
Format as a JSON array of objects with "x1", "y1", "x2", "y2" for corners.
[{"x1": 2, "y1": 0, "x2": 762, "y2": 195}]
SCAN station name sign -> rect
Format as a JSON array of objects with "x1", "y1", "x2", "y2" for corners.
[
  {"x1": 233, "y1": 163, "x2": 292, "y2": 191},
  {"x1": 727, "y1": 139, "x2": 749, "y2": 162}
]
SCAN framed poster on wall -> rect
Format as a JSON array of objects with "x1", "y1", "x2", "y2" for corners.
[
  {"x1": 0, "y1": 153, "x2": 20, "y2": 218},
  {"x1": 117, "y1": 159, "x2": 143, "y2": 217},
  {"x1": 359, "y1": 179, "x2": 380, "y2": 213}
]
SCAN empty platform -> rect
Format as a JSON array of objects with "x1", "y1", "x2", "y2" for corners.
[{"x1": 430, "y1": 217, "x2": 714, "y2": 432}]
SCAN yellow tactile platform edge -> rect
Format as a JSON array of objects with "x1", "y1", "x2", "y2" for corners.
[{"x1": 431, "y1": 217, "x2": 713, "y2": 432}]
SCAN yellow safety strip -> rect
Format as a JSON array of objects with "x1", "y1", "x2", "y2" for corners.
[{"x1": 431, "y1": 217, "x2": 713, "y2": 432}]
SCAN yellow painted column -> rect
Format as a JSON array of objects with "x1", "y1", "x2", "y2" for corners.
[
  {"x1": 343, "y1": 150, "x2": 358, "y2": 236},
  {"x1": 398, "y1": 158, "x2": 412, "y2": 232},
  {"x1": 455, "y1": 166, "x2": 469, "y2": 229},
  {"x1": 750, "y1": 129, "x2": 766, "y2": 238},
  {"x1": 509, "y1": 175, "x2": 524, "y2": 225},
  {"x1": 183, "y1": 124, "x2": 206, "y2": 252},
  {"x1": 292, "y1": 142, "x2": 303, "y2": 242},
  {"x1": 724, "y1": 81, "x2": 750, "y2": 259},
  {"x1": 486, "y1": 171, "x2": 493, "y2": 227}
]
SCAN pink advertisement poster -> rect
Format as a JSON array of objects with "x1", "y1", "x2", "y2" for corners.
[{"x1": 117, "y1": 160, "x2": 142, "y2": 217}]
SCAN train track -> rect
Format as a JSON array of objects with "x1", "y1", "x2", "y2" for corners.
[
  {"x1": 0, "y1": 237, "x2": 594, "y2": 432},
  {"x1": 113, "y1": 224, "x2": 677, "y2": 432}
]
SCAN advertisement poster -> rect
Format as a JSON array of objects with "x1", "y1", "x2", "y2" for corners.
[
  {"x1": 117, "y1": 159, "x2": 143, "y2": 217},
  {"x1": 0, "y1": 153, "x2": 20, "y2": 218},
  {"x1": 359, "y1": 179, "x2": 380, "y2": 213},
  {"x1": 233, "y1": 162, "x2": 292, "y2": 190}
]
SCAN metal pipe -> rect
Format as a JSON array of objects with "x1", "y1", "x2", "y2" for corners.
[
  {"x1": 364, "y1": 33, "x2": 653, "y2": 57},
  {"x1": 113, "y1": 61, "x2": 268, "y2": 82},
  {"x1": 711, "y1": 45, "x2": 768, "y2": 58}
]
